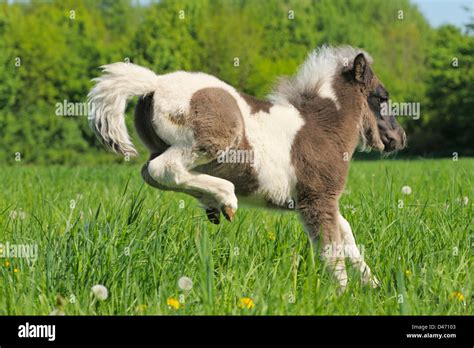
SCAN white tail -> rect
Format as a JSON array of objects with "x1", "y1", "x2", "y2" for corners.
[{"x1": 88, "y1": 62, "x2": 158, "y2": 156}]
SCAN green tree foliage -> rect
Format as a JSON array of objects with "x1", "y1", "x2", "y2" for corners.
[
  {"x1": 0, "y1": 0, "x2": 471, "y2": 164},
  {"x1": 0, "y1": 0, "x2": 131, "y2": 164},
  {"x1": 409, "y1": 24, "x2": 474, "y2": 156}
]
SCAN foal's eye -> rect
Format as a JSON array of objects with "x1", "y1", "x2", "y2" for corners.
[
  {"x1": 375, "y1": 93, "x2": 389, "y2": 105},
  {"x1": 370, "y1": 94, "x2": 385, "y2": 106}
]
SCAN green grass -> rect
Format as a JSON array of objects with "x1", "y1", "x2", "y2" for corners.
[{"x1": 0, "y1": 159, "x2": 472, "y2": 315}]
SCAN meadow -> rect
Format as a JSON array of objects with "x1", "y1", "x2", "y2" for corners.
[{"x1": 0, "y1": 159, "x2": 472, "y2": 315}]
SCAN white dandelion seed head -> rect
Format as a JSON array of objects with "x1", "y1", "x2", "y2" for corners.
[
  {"x1": 462, "y1": 196, "x2": 469, "y2": 205},
  {"x1": 49, "y1": 309, "x2": 65, "y2": 316},
  {"x1": 91, "y1": 284, "x2": 108, "y2": 300},
  {"x1": 9, "y1": 210, "x2": 17, "y2": 219},
  {"x1": 401, "y1": 186, "x2": 412, "y2": 195},
  {"x1": 178, "y1": 276, "x2": 193, "y2": 291}
]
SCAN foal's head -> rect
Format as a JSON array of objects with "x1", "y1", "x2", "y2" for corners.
[
  {"x1": 270, "y1": 46, "x2": 407, "y2": 154},
  {"x1": 348, "y1": 53, "x2": 406, "y2": 153}
]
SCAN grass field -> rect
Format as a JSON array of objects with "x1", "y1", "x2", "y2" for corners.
[{"x1": 0, "y1": 159, "x2": 472, "y2": 315}]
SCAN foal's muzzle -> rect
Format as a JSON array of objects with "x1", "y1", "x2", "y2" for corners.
[
  {"x1": 381, "y1": 127, "x2": 406, "y2": 152},
  {"x1": 376, "y1": 114, "x2": 407, "y2": 153}
]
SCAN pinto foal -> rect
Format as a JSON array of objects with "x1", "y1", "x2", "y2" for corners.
[{"x1": 88, "y1": 46, "x2": 406, "y2": 290}]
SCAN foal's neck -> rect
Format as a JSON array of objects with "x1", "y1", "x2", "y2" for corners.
[{"x1": 331, "y1": 77, "x2": 365, "y2": 158}]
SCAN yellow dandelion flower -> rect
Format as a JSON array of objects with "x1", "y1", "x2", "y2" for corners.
[
  {"x1": 167, "y1": 297, "x2": 180, "y2": 310},
  {"x1": 267, "y1": 232, "x2": 276, "y2": 241},
  {"x1": 448, "y1": 291, "x2": 465, "y2": 302},
  {"x1": 137, "y1": 304, "x2": 148, "y2": 312},
  {"x1": 5, "y1": 261, "x2": 10, "y2": 267},
  {"x1": 13, "y1": 268, "x2": 19, "y2": 273},
  {"x1": 239, "y1": 297, "x2": 255, "y2": 309},
  {"x1": 405, "y1": 270, "x2": 412, "y2": 276}
]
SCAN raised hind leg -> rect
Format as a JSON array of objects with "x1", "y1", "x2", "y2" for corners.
[
  {"x1": 140, "y1": 86, "x2": 247, "y2": 222},
  {"x1": 142, "y1": 160, "x2": 222, "y2": 224},
  {"x1": 142, "y1": 146, "x2": 238, "y2": 221}
]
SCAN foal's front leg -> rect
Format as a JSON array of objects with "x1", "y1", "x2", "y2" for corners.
[
  {"x1": 338, "y1": 213, "x2": 380, "y2": 288},
  {"x1": 300, "y1": 200, "x2": 348, "y2": 291}
]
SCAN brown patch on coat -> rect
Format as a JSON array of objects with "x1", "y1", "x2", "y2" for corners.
[
  {"x1": 199, "y1": 135, "x2": 260, "y2": 196},
  {"x1": 238, "y1": 91, "x2": 272, "y2": 114},
  {"x1": 289, "y1": 73, "x2": 365, "y2": 240},
  {"x1": 134, "y1": 93, "x2": 169, "y2": 155},
  {"x1": 168, "y1": 110, "x2": 188, "y2": 126},
  {"x1": 189, "y1": 87, "x2": 260, "y2": 196},
  {"x1": 189, "y1": 87, "x2": 243, "y2": 158}
]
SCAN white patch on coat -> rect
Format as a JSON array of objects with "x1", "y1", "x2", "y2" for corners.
[
  {"x1": 269, "y1": 45, "x2": 373, "y2": 109},
  {"x1": 241, "y1": 104, "x2": 304, "y2": 206}
]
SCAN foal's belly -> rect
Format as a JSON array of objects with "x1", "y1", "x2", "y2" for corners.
[
  {"x1": 194, "y1": 160, "x2": 296, "y2": 210},
  {"x1": 237, "y1": 194, "x2": 297, "y2": 211}
]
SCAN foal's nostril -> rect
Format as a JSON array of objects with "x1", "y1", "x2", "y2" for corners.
[{"x1": 387, "y1": 137, "x2": 396, "y2": 150}]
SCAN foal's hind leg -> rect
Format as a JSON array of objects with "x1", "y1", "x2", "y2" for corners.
[
  {"x1": 143, "y1": 146, "x2": 238, "y2": 220},
  {"x1": 142, "y1": 161, "x2": 222, "y2": 224},
  {"x1": 142, "y1": 87, "x2": 245, "y2": 222}
]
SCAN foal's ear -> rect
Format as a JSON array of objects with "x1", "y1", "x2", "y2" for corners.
[{"x1": 353, "y1": 53, "x2": 371, "y2": 84}]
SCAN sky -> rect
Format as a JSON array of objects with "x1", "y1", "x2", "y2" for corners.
[
  {"x1": 6, "y1": 0, "x2": 474, "y2": 30},
  {"x1": 132, "y1": 0, "x2": 474, "y2": 29},
  {"x1": 411, "y1": 0, "x2": 473, "y2": 28}
]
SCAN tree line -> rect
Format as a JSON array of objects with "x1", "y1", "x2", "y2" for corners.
[{"x1": 0, "y1": 0, "x2": 472, "y2": 165}]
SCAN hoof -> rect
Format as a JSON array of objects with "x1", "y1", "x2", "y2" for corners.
[
  {"x1": 361, "y1": 270, "x2": 380, "y2": 289},
  {"x1": 369, "y1": 276, "x2": 381, "y2": 289},
  {"x1": 205, "y1": 208, "x2": 220, "y2": 225},
  {"x1": 221, "y1": 205, "x2": 236, "y2": 222},
  {"x1": 337, "y1": 284, "x2": 348, "y2": 295}
]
